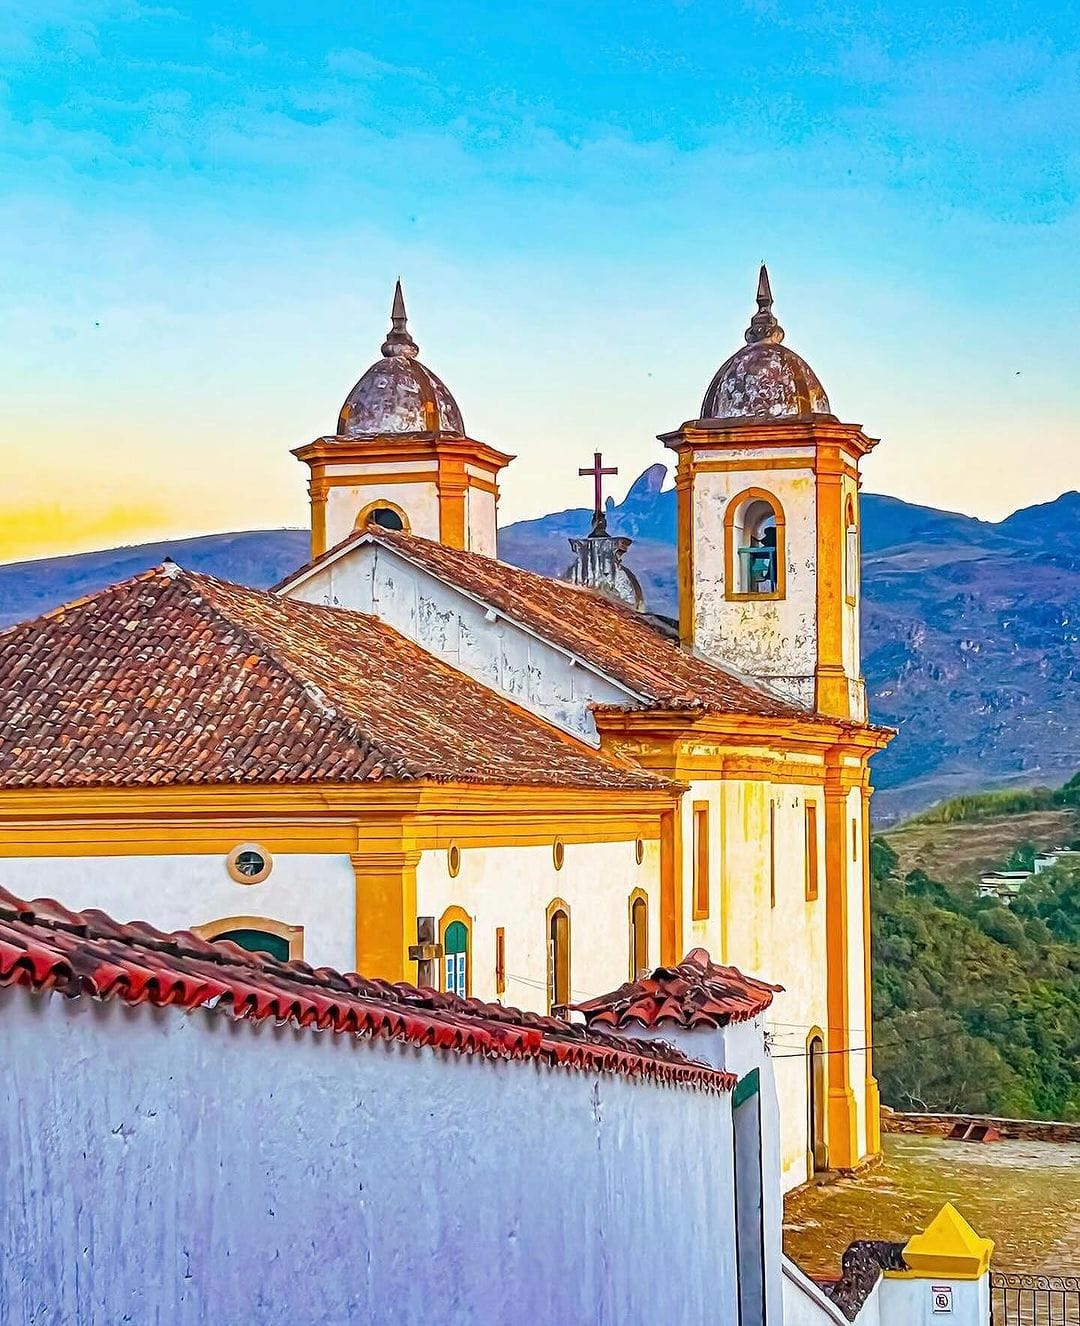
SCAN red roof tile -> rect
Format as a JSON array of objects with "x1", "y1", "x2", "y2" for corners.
[
  {"x1": 572, "y1": 947, "x2": 782, "y2": 1030},
  {"x1": 0, "y1": 564, "x2": 670, "y2": 791},
  {"x1": 0, "y1": 886, "x2": 734, "y2": 1092},
  {"x1": 274, "y1": 527, "x2": 814, "y2": 720}
]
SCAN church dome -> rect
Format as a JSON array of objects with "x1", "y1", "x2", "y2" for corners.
[
  {"x1": 337, "y1": 282, "x2": 465, "y2": 438},
  {"x1": 701, "y1": 267, "x2": 832, "y2": 422}
]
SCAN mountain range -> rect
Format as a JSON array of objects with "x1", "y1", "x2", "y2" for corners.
[{"x1": 3, "y1": 467, "x2": 1079, "y2": 822}]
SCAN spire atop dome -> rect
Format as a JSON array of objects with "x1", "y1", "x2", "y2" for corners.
[
  {"x1": 336, "y1": 283, "x2": 464, "y2": 437},
  {"x1": 380, "y1": 279, "x2": 419, "y2": 359},
  {"x1": 697, "y1": 266, "x2": 830, "y2": 421},
  {"x1": 745, "y1": 264, "x2": 784, "y2": 345}
]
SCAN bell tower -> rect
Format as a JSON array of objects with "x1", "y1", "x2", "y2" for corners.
[
  {"x1": 659, "y1": 267, "x2": 878, "y2": 721},
  {"x1": 293, "y1": 282, "x2": 513, "y2": 559}
]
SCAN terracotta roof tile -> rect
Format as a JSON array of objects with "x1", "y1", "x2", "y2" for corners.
[
  {"x1": 572, "y1": 947, "x2": 782, "y2": 1030},
  {"x1": 0, "y1": 565, "x2": 669, "y2": 791},
  {"x1": 0, "y1": 886, "x2": 734, "y2": 1092},
  {"x1": 274, "y1": 527, "x2": 812, "y2": 720}
]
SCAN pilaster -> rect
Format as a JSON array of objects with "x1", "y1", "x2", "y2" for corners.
[
  {"x1": 824, "y1": 754, "x2": 858, "y2": 1169},
  {"x1": 436, "y1": 456, "x2": 468, "y2": 550},
  {"x1": 351, "y1": 848, "x2": 421, "y2": 981},
  {"x1": 659, "y1": 807, "x2": 683, "y2": 965},
  {"x1": 862, "y1": 780, "x2": 882, "y2": 1156},
  {"x1": 309, "y1": 477, "x2": 328, "y2": 560}
]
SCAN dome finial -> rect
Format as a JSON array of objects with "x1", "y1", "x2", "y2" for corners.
[
  {"x1": 745, "y1": 263, "x2": 784, "y2": 345},
  {"x1": 381, "y1": 279, "x2": 419, "y2": 359}
]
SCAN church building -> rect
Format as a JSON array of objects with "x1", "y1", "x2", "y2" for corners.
[{"x1": 0, "y1": 269, "x2": 890, "y2": 1189}]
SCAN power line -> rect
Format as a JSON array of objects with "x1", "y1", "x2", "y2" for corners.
[
  {"x1": 770, "y1": 1019, "x2": 965, "y2": 1060},
  {"x1": 503, "y1": 969, "x2": 965, "y2": 1066}
]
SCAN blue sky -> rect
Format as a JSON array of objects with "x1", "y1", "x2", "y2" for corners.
[{"x1": 2, "y1": 1, "x2": 1079, "y2": 558}]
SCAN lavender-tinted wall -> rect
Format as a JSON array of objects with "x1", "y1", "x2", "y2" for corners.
[{"x1": 1, "y1": 985, "x2": 739, "y2": 1325}]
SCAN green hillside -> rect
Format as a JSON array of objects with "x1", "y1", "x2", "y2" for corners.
[{"x1": 872, "y1": 777, "x2": 1080, "y2": 1121}]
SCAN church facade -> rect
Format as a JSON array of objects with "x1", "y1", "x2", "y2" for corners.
[{"x1": 0, "y1": 269, "x2": 889, "y2": 1189}]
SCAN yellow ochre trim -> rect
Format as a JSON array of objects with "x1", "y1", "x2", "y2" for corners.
[
  {"x1": 676, "y1": 465, "x2": 695, "y2": 646},
  {"x1": 309, "y1": 482, "x2": 328, "y2": 560},
  {"x1": 824, "y1": 758, "x2": 858, "y2": 1169},
  {"x1": 351, "y1": 848, "x2": 419, "y2": 982},
  {"x1": 438, "y1": 904, "x2": 472, "y2": 996},
  {"x1": 627, "y1": 887, "x2": 649, "y2": 979},
  {"x1": 545, "y1": 896, "x2": 572, "y2": 1013},
  {"x1": 723, "y1": 486, "x2": 787, "y2": 602},
  {"x1": 0, "y1": 784, "x2": 673, "y2": 858},
  {"x1": 193, "y1": 915, "x2": 304, "y2": 961},
  {"x1": 861, "y1": 784, "x2": 882, "y2": 1157},
  {"x1": 659, "y1": 808, "x2": 682, "y2": 965},
  {"x1": 354, "y1": 498, "x2": 412, "y2": 532}
]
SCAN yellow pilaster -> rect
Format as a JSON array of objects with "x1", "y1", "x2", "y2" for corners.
[
  {"x1": 309, "y1": 478, "x2": 328, "y2": 559},
  {"x1": 659, "y1": 807, "x2": 683, "y2": 965},
  {"x1": 351, "y1": 848, "x2": 420, "y2": 981},
  {"x1": 815, "y1": 454, "x2": 849, "y2": 718},
  {"x1": 862, "y1": 779, "x2": 882, "y2": 1156},
  {"x1": 675, "y1": 456, "x2": 695, "y2": 647},
  {"x1": 437, "y1": 456, "x2": 469, "y2": 549},
  {"x1": 824, "y1": 756, "x2": 858, "y2": 1169}
]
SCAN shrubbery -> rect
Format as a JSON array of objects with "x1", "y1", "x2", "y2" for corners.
[
  {"x1": 907, "y1": 770, "x2": 1080, "y2": 826},
  {"x1": 871, "y1": 836, "x2": 1080, "y2": 1120}
]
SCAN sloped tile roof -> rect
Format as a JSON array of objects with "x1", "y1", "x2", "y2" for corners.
[
  {"x1": 274, "y1": 527, "x2": 812, "y2": 720},
  {"x1": 0, "y1": 564, "x2": 669, "y2": 791},
  {"x1": 572, "y1": 947, "x2": 782, "y2": 1030},
  {"x1": 0, "y1": 886, "x2": 734, "y2": 1092}
]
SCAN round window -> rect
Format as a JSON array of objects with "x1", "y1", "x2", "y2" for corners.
[
  {"x1": 635, "y1": 838, "x2": 645, "y2": 865},
  {"x1": 226, "y1": 843, "x2": 273, "y2": 885},
  {"x1": 553, "y1": 838, "x2": 565, "y2": 871},
  {"x1": 448, "y1": 843, "x2": 461, "y2": 878}
]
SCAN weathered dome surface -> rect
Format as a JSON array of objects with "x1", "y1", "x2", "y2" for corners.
[
  {"x1": 700, "y1": 266, "x2": 832, "y2": 423},
  {"x1": 337, "y1": 282, "x2": 465, "y2": 438}
]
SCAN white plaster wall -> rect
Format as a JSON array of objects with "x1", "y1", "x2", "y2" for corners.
[
  {"x1": 0, "y1": 854, "x2": 356, "y2": 972},
  {"x1": 286, "y1": 542, "x2": 635, "y2": 742},
  {"x1": 466, "y1": 486, "x2": 497, "y2": 556},
  {"x1": 325, "y1": 478, "x2": 440, "y2": 548},
  {"x1": 878, "y1": 1275, "x2": 989, "y2": 1326},
  {"x1": 417, "y1": 838, "x2": 657, "y2": 1009},
  {"x1": 626, "y1": 1015, "x2": 784, "y2": 1324},
  {"x1": 1, "y1": 983, "x2": 740, "y2": 1325},
  {"x1": 690, "y1": 458, "x2": 819, "y2": 702},
  {"x1": 718, "y1": 777, "x2": 830, "y2": 1190},
  {"x1": 784, "y1": 1257, "x2": 880, "y2": 1326}
]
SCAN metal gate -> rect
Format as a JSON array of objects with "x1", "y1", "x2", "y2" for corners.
[{"x1": 991, "y1": 1273, "x2": 1080, "y2": 1324}]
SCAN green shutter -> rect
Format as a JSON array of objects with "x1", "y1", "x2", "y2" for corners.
[
  {"x1": 215, "y1": 929, "x2": 290, "y2": 962},
  {"x1": 733, "y1": 1068, "x2": 760, "y2": 1109},
  {"x1": 445, "y1": 921, "x2": 468, "y2": 956}
]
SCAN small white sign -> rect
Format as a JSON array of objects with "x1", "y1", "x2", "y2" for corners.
[{"x1": 932, "y1": 1285, "x2": 953, "y2": 1313}]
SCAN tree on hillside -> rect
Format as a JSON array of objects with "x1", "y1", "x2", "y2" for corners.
[{"x1": 870, "y1": 837, "x2": 1080, "y2": 1120}]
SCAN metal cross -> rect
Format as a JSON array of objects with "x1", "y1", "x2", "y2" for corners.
[{"x1": 578, "y1": 451, "x2": 618, "y2": 520}]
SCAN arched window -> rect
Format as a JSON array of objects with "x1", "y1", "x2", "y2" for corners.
[
  {"x1": 439, "y1": 907, "x2": 471, "y2": 998},
  {"x1": 845, "y1": 495, "x2": 859, "y2": 606},
  {"x1": 354, "y1": 499, "x2": 409, "y2": 533},
  {"x1": 629, "y1": 890, "x2": 649, "y2": 978},
  {"x1": 724, "y1": 488, "x2": 786, "y2": 599},
  {"x1": 194, "y1": 916, "x2": 304, "y2": 962},
  {"x1": 546, "y1": 899, "x2": 571, "y2": 1015},
  {"x1": 807, "y1": 1030, "x2": 828, "y2": 1174}
]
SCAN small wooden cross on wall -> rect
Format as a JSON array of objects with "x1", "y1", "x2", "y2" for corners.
[{"x1": 578, "y1": 451, "x2": 618, "y2": 521}]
